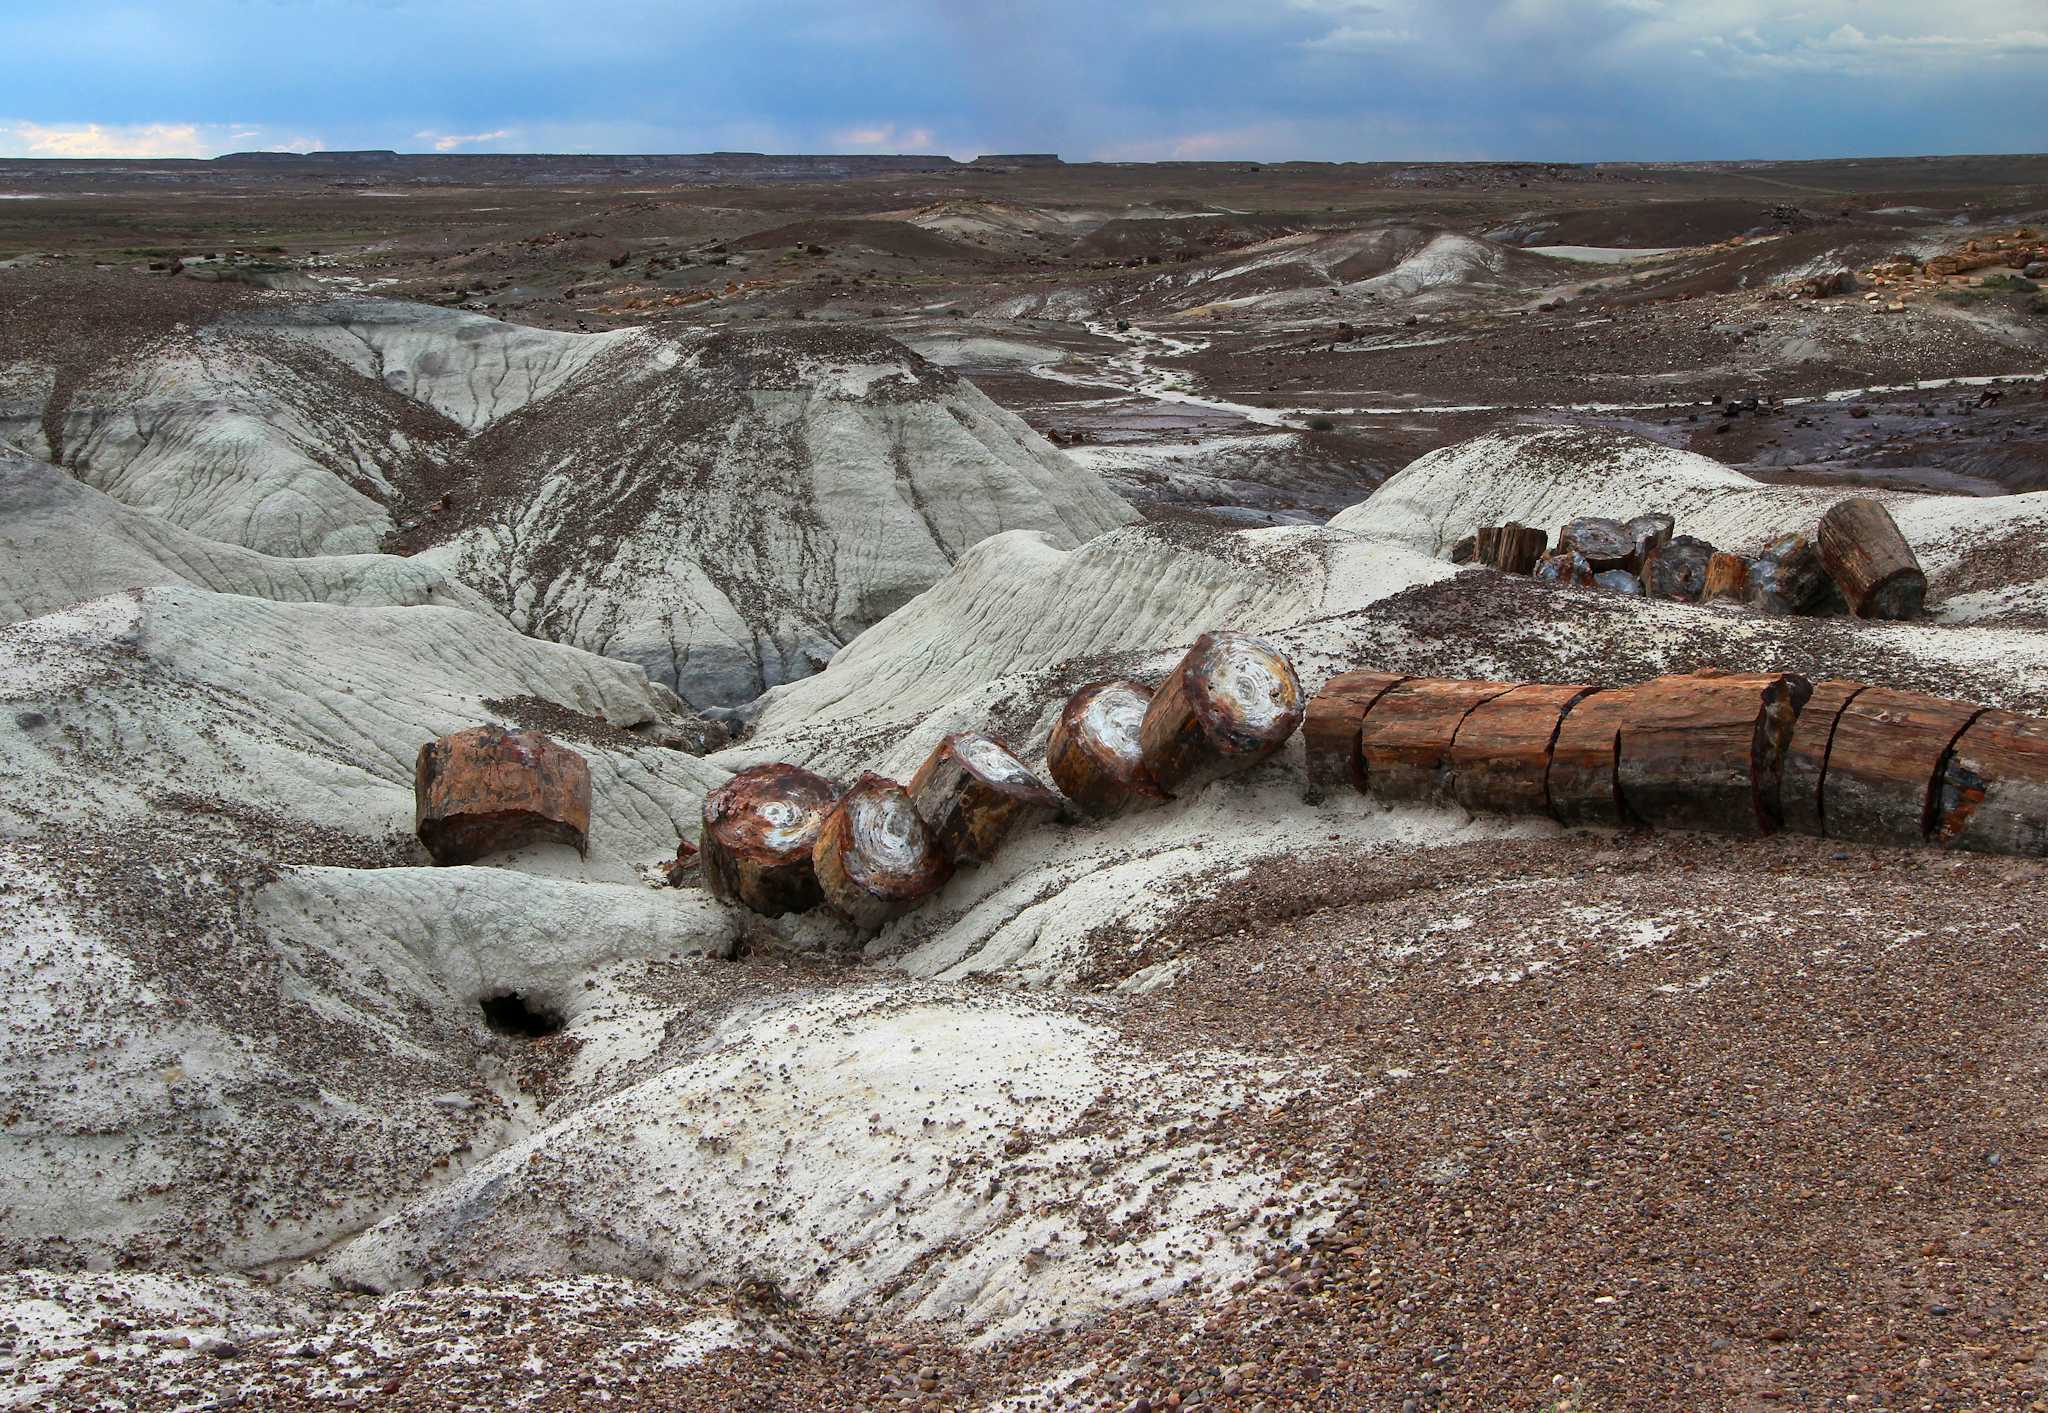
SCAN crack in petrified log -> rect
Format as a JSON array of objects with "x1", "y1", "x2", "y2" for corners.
[
  {"x1": 1936, "y1": 711, "x2": 2048, "y2": 855},
  {"x1": 1303, "y1": 670, "x2": 1408, "y2": 800},
  {"x1": 1448, "y1": 682, "x2": 1597, "y2": 820},
  {"x1": 1358, "y1": 677, "x2": 1520, "y2": 806},
  {"x1": 1616, "y1": 671, "x2": 1812, "y2": 836},
  {"x1": 700, "y1": 762, "x2": 843, "y2": 917}
]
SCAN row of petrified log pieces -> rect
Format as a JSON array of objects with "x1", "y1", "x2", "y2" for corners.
[{"x1": 1307, "y1": 668, "x2": 2048, "y2": 856}]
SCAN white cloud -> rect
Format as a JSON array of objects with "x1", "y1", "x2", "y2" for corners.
[
  {"x1": 0, "y1": 121, "x2": 327, "y2": 158},
  {"x1": 414, "y1": 128, "x2": 515, "y2": 152},
  {"x1": 831, "y1": 122, "x2": 940, "y2": 152},
  {"x1": 1302, "y1": 24, "x2": 1418, "y2": 50}
]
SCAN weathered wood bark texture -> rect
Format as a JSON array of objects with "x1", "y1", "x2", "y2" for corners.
[
  {"x1": 1641, "y1": 536, "x2": 1718, "y2": 603},
  {"x1": 1546, "y1": 688, "x2": 1639, "y2": 827},
  {"x1": 1936, "y1": 711, "x2": 2048, "y2": 855},
  {"x1": 1748, "y1": 532, "x2": 1832, "y2": 615},
  {"x1": 1778, "y1": 679, "x2": 1868, "y2": 838},
  {"x1": 1449, "y1": 683, "x2": 1597, "y2": 818},
  {"x1": 1820, "y1": 687, "x2": 1981, "y2": 847},
  {"x1": 1702, "y1": 553, "x2": 1752, "y2": 604},
  {"x1": 812, "y1": 773, "x2": 953, "y2": 933},
  {"x1": 1047, "y1": 680, "x2": 1166, "y2": 817},
  {"x1": 1359, "y1": 678, "x2": 1519, "y2": 805},
  {"x1": 415, "y1": 724, "x2": 591, "y2": 865},
  {"x1": 1482, "y1": 523, "x2": 1548, "y2": 574},
  {"x1": 1817, "y1": 497, "x2": 1926, "y2": 619},
  {"x1": 1139, "y1": 631, "x2": 1305, "y2": 794},
  {"x1": 908, "y1": 732, "x2": 1060, "y2": 865},
  {"x1": 1615, "y1": 671, "x2": 1812, "y2": 835},
  {"x1": 700, "y1": 762, "x2": 842, "y2": 917},
  {"x1": 1303, "y1": 670, "x2": 1407, "y2": 799}
]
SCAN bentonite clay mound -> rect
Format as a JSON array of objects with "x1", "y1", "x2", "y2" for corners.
[
  {"x1": 700, "y1": 763, "x2": 843, "y2": 917},
  {"x1": 1139, "y1": 631, "x2": 1305, "y2": 794},
  {"x1": 812, "y1": 772, "x2": 953, "y2": 932},
  {"x1": 414, "y1": 724, "x2": 592, "y2": 865},
  {"x1": 1047, "y1": 679, "x2": 1167, "y2": 816}
]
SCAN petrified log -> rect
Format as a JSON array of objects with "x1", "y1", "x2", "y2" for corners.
[
  {"x1": 700, "y1": 762, "x2": 842, "y2": 916},
  {"x1": 1449, "y1": 683, "x2": 1598, "y2": 818},
  {"x1": 1821, "y1": 687, "x2": 1982, "y2": 847},
  {"x1": 1594, "y1": 569, "x2": 1643, "y2": 596},
  {"x1": 1557, "y1": 516, "x2": 1637, "y2": 573},
  {"x1": 1139, "y1": 631, "x2": 1305, "y2": 794},
  {"x1": 1359, "y1": 677, "x2": 1519, "y2": 805},
  {"x1": 1474, "y1": 526, "x2": 1499, "y2": 567},
  {"x1": 415, "y1": 724, "x2": 591, "y2": 865},
  {"x1": 1615, "y1": 671, "x2": 1812, "y2": 835},
  {"x1": 1702, "y1": 552, "x2": 1752, "y2": 604},
  {"x1": 1533, "y1": 549, "x2": 1596, "y2": 587},
  {"x1": 1449, "y1": 534, "x2": 1477, "y2": 565},
  {"x1": 1546, "y1": 688, "x2": 1639, "y2": 827},
  {"x1": 908, "y1": 732, "x2": 1060, "y2": 865},
  {"x1": 1817, "y1": 497, "x2": 1926, "y2": 620},
  {"x1": 1047, "y1": 680, "x2": 1166, "y2": 817},
  {"x1": 1303, "y1": 669, "x2": 1408, "y2": 799},
  {"x1": 1778, "y1": 680, "x2": 1868, "y2": 838},
  {"x1": 812, "y1": 773, "x2": 953, "y2": 933},
  {"x1": 1627, "y1": 514, "x2": 1675, "y2": 564},
  {"x1": 1748, "y1": 532, "x2": 1832, "y2": 615},
  {"x1": 1934, "y1": 710, "x2": 2048, "y2": 856},
  {"x1": 1641, "y1": 535, "x2": 1717, "y2": 603},
  {"x1": 1484, "y1": 523, "x2": 1548, "y2": 574}
]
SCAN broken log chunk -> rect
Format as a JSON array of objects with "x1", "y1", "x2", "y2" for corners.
[
  {"x1": 1484, "y1": 523, "x2": 1548, "y2": 574},
  {"x1": 1817, "y1": 497, "x2": 1926, "y2": 619},
  {"x1": 1934, "y1": 710, "x2": 2048, "y2": 856},
  {"x1": 700, "y1": 762, "x2": 842, "y2": 917},
  {"x1": 812, "y1": 773, "x2": 953, "y2": 933},
  {"x1": 1449, "y1": 683, "x2": 1598, "y2": 819},
  {"x1": 1702, "y1": 552, "x2": 1752, "y2": 604},
  {"x1": 1557, "y1": 517, "x2": 1637, "y2": 573},
  {"x1": 415, "y1": 724, "x2": 591, "y2": 865},
  {"x1": 1534, "y1": 549, "x2": 1596, "y2": 587},
  {"x1": 1748, "y1": 532, "x2": 1833, "y2": 615},
  {"x1": 1627, "y1": 513, "x2": 1675, "y2": 563},
  {"x1": 1778, "y1": 679, "x2": 1868, "y2": 838},
  {"x1": 1449, "y1": 533, "x2": 1477, "y2": 565},
  {"x1": 1641, "y1": 535, "x2": 1718, "y2": 603},
  {"x1": 1303, "y1": 669, "x2": 1408, "y2": 799},
  {"x1": 1047, "y1": 680, "x2": 1167, "y2": 817},
  {"x1": 1822, "y1": 687, "x2": 1983, "y2": 847},
  {"x1": 1594, "y1": 568, "x2": 1643, "y2": 596},
  {"x1": 1139, "y1": 631, "x2": 1305, "y2": 794},
  {"x1": 1474, "y1": 526, "x2": 1500, "y2": 567},
  {"x1": 1359, "y1": 677, "x2": 1519, "y2": 805},
  {"x1": 1546, "y1": 688, "x2": 1639, "y2": 827},
  {"x1": 908, "y1": 732, "x2": 1060, "y2": 866},
  {"x1": 1616, "y1": 671, "x2": 1812, "y2": 835}
]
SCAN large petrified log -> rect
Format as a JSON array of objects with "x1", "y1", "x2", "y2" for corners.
[
  {"x1": 812, "y1": 773, "x2": 953, "y2": 932},
  {"x1": 1139, "y1": 631, "x2": 1305, "y2": 794},
  {"x1": 1557, "y1": 517, "x2": 1638, "y2": 573},
  {"x1": 700, "y1": 762, "x2": 842, "y2": 916},
  {"x1": 1934, "y1": 710, "x2": 2048, "y2": 856},
  {"x1": 415, "y1": 724, "x2": 591, "y2": 865},
  {"x1": 1615, "y1": 671, "x2": 1812, "y2": 835},
  {"x1": 1047, "y1": 680, "x2": 1167, "y2": 816},
  {"x1": 1817, "y1": 497, "x2": 1926, "y2": 620},
  {"x1": 1449, "y1": 683, "x2": 1597, "y2": 818},
  {"x1": 1641, "y1": 535, "x2": 1718, "y2": 603},
  {"x1": 1778, "y1": 679, "x2": 1868, "y2": 838},
  {"x1": 1546, "y1": 688, "x2": 1639, "y2": 827},
  {"x1": 1480, "y1": 522, "x2": 1548, "y2": 574},
  {"x1": 1748, "y1": 532, "x2": 1833, "y2": 615},
  {"x1": 1359, "y1": 677, "x2": 1519, "y2": 805},
  {"x1": 1820, "y1": 687, "x2": 1983, "y2": 847},
  {"x1": 1304, "y1": 669, "x2": 1408, "y2": 798},
  {"x1": 908, "y1": 732, "x2": 1060, "y2": 865}
]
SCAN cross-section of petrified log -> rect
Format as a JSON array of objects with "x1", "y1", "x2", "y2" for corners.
[
  {"x1": 1359, "y1": 677, "x2": 1519, "y2": 806},
  {"x1": 1627, "y1": 513, "x2": 1674, "y2": 564},
  {"x1": 1778, "y1": 679, "x2": 1868, "y2": 838},
  {"x1": 1557, "y1": 517, "x2": 1637, "y2": 573},
  {"x1": 1641, "y1": 535, "x2": 1717, "y2": 603},
  {"x1": 1616, "y1": 671, "x2": 1812, "y2": 835},
  {"x1": 1047, "y1": 680, "x2": 1166, "y2": 817},
  {"x1": 415, "y1": 724, "x2": 592, "y2": 865},
  {"x1": 1821, "y1": 688, "x2": 1983, "y2": 847},
  {"x1": 812, "y1": 773, "x2": 953, "y2": 932},
  {"x1": 1139, "y1": 631, "x2": 1305, "y2": 794},
  {"x1": 1304, "y1": 670, "x2": 1407, "y2": 799},
  {"x1": 700, "y1": 762, "x2": 842, "y2": 916},
  {"x1": 1817, "y1": 497, "x2": 1926, "y2": 620},
  {"x1": 1450, "y1": 683, "x2": 1597, "y2": 818},
  {"x1": 1547, "y1": 688, "x2": 1640, "y2": 827},
  {"x1": 908, "y1": 732, "x2": 1060, "y2": 865},
  {"x1": 1748, "y1": 532, "x2": 1832, "y2": 615},
  {"x1": 1702, "y1": 552, "x2": 1752, "y2": 604},
  {"x1": 1934, "y1": 710, "x2": 2048, "y2": 856}
]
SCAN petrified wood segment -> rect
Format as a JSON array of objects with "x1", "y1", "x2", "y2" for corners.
[
  {"x1": 1641, "y1": 535, "x2": 1717, "y2": 603},
  {"x1": 1627, "y1": 514, "x2": 1675, "y2": 563},
  {"x1": 1139, "y1": 631, "x2": 1305, "y2": 794},
  {"x1": 1449, "y1": 683, "x2": 1597, "y2": 819},
  {"x1": 908, "y1": 732, "x2": 1060, "y2": 865},
  {"x1": 1303, "y1": 670, "x2": 1408, "y2": 799},
  {"x1": 1748, "y1": 532, "x2": 1832, "y2": 615},
  {"x1": 1935, "y1": 711, "x2": 2048, "y2": 856},
  {"x1": 1702, "y1": 552, "x2": 1751, "y2": 604},
  {"x1": 1546, "y1": 688, "x2": 1638, "y2": 827},
  {"x1": 415, "y1": 724, "x2": 591, "y2": 865},
  {"x1": 1047, "y1": 680, "x2": 1165, "y2": 817},
  {"x1": 1557, "y1": 517, "x2": 1636, "y2": 573},
  {"x1": 1821, "y1": 688, "x2": 1983, "y2": 847},
  {"x1": 812, "y1": 773, "x2": 953, "y2": 933},
  {"x1": 1534, "y1": 549, "x2": 1596, "y2": 588},
  {"x1": 1616, "y1": 671, "x2": 1812, "y2": 836},
  {"x1": 1483, "y1": 522, "x2": 1548, "y2": 574},
  {"x1": 1818, "y1": 497, "x2": 1926, "y2": 620},
  {"x1": 1359, "y1": 677, "x2": 1518, "y2": 805},
  {"x1": 1778, "y1": 679, "x2": 1868, "y2": 838},
  {"x1": 700, "y1": 762, "x2": 842, "y2": 916}
]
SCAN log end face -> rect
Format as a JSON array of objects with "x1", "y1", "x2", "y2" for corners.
[
  {"x1": 1055, "y1": 680, "x2": 1166, "y2": 816},
  {"x1": 1179, "y1": 631, "x2": 1306, "y2": 757}
]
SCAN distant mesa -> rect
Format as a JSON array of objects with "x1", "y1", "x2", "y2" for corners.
[
  {"x1": 970, "y1": 153, "x2": 1063, "y2": 167},
  {"x1": 214, "y1": 149, "x2": 401, "y2": 163}
]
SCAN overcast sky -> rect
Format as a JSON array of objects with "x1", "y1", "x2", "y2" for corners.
[{"x1": 1, "y1": 0, "x2": 2042, "y2": 163}]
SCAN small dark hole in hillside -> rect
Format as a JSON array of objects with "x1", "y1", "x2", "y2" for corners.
[{"x1": 479, "y1": 992, "x2": 564, "y2": 1038}]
